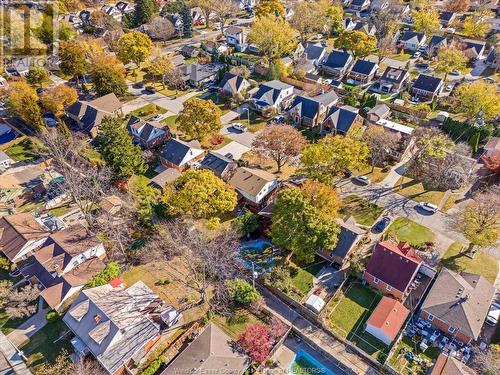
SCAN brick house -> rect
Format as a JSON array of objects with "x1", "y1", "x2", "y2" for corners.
[
  {"x1": 159, "y1": 138, "x2": 205, "y2": 172},
  {"x1": 288, "y1": 91, "x2": 339, "y2": 127},
  {"x1": 363, "y1": 241, "x2": 423, "y2": 301}
]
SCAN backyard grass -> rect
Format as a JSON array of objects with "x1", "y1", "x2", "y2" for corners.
[
  {"x1": 48, "y1": 203, "x2": 74, "y2": 217},
  {"x1": 354, "y1": 166, "x2": 390, "y2": 184},
  {"x1": 440, "y1": 242, "x2": 499, "y2": 284},
  {"x1": 328, "y1": 282, "x2": 387, "y2": 358},
  {"x1": 235, "y1": 111, "x2": 267, "y2": 133},
  {"x1": 4, "y1": 138, "x2": 37, "y2": 162},
  {"x1": 386, "y1": 217, "x2": 435, "y2": 248},
  {"x1": 241, "y1": 151, "x2": 297, "y2": 180},
  {"x1": 395, "y1": 176, "x2": 446, "y2": 206},
  {"x1": 388, "y1": 335, "x2": 440, "y2": 375},
  {"x1": 212, "y1": 309, "x2": 265, "y2": 340},
  {"x1": 80, "y1": 147, "x2": 105, "y2": 167},
  {"x1": 19, "y1": 318, "x2": 73, "y2": 370},
  {"x1": 0, "y1": 311, "x2": 28, "y2": 335},
  {"x1": 341, "y1": 195, "x2": 384, "y2": 227},
  {"x1": 287, "y1": 257, "x2": 326, "y2": 301},
  {"x1": 130, "y1": 103, "x2": 167, "y2": 119},
  {"x1": 390, "y1": 52, "x2": 412, "y2": 61},
  {"x1": 200, "y1": 136, "x2": 232, "y2": 150}
]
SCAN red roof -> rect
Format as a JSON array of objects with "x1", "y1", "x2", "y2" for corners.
[
  {"x1": 108, "y1": 277, "x2": 123, "y2": 288},
  {"x1": 366, "y1": 297, "x2": 409, "y2": 341},
  {"x1": 365, "y1": 241, "x2": 422, "y2": 292}
]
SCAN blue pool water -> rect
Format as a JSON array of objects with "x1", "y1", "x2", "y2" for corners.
[
  {"x1": 289, "y1": 350, "x2": 338, "y2": 375},
  {"x1": 238, "y1": 240, "x2": 275, "y2": 273}
]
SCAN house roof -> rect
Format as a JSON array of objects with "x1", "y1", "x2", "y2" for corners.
[
  {"x1": 368, "y1": 104, "x2": 390, "y2": 118},
  {"x1": 329, "y1": 217, "x2": 365, "y2": 260},
  {"x1": 253, "y1": 80, "x2": 293, "y2": 105},
  {"x1": 365, "y1": 241, "x2": 422, "y2": 292},
  {"x1": 367, "y1": 297, "x2": 409, "y2": 342},
  {"x1": 66, "y1": 93, "x2": 121, "y2": 130},
  {"x1": 463, "y1": 39, "x2": 486, "y2": 56},
  {"x1": 160, "y1": 323, "x2": 249, "y2": 375},
  {"x1": 303, "y1": 42, "x2": 326, "y2": 62},
  {"x1": 225, "y1": 26, "x2": 243, "y2": 35},
  {"x1": 63, "y1": 281, "x2": 160, "y2": 374},
  {"x1": 289, "y1": 96, "x2": 321, "y2": 120},
  {"x1": 200, "y1": 152, "x2": 235, "y2": 178},
  {"x1": 381, "y1": 67, "x2": 408, "y2": 84},
  {"x1": 160, "y1": 138, "x2": 204, "y2": 167},
  {"x1": 429, "y1": 35, "x2": 447, "y2": 48},
  {"x1": 421, "y1": 268, "x2": 495, "y2": 340},
  {"x1": 375, "y1": 119, "x2": 414, "y2": 135},
  {"x1": 99, "y1": 195, "x2": 123, "y2": 214},
  {"x1": 180, "y1": 63, "x2": 219, "y2": 84},
  {"x1": 0, "y1": 214, "x2": 48, "y2": 261},
  {"x1": 323, "y1": 105, "x2": 360, "y2": 134},
  {"x1": 431, "y1": 354, "x2": 476, "y2": 375},
  {"x1": 323, "y1": 50, "x2": 352, "y2": 69},
  {"x1": 0, "y1": 165, "x2": 45, "y2": 189},
  {"x1": 400, "y1": 31, "x2": 425, "y2": 44},
  {"x1": 229, "y1": 167, "x2": 276, "y2": 198},
  {"x1": 128, "y1": 116, "x2": 168, "y2": 143},
  {"x1": 43, "y1": 224, "x2": 102, "y2": 258},
  {"x1": 350, "y1": 60, "x2": 378, "y2": 76},
  {"x1": 150, "y1": 168, "x2": 181, "y2": 189},
  {"x1": 412, "y1": 74, "x2": 443, "y2": 93},
  {"x1": 484, "y1": 137, "x2": 500, "y2": 151},
  {"x1": 439, "y1": 11, "x2": 455, "y2": 22},
  {"x1": 219, "y1": 73, "x2": 248, "y2": 94}
]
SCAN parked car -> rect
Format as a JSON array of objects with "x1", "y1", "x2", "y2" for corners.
[
  {"x1": 486, "y1": 303, "x2": 500, "y2": 326},
  {"x1": 149, "y1": 114, "x2": 164, "y2": 121},
  {"x1": 145, "y1": 86, "x2": 156, "y2": 94},
  {"x1": 373, "y1": 217, "x2": 391, "y2": 233},
  {"x1": 416, "y1": 63, "x2": 429, "y2": 69},
  {"x1": 267, "y1": 115, "x2": 285, "y2": 124},
  {"x1": 353, "y1": 175, "x2": 371, "y2": 185},
  {"x1": 232, "y1": 123, "x2": 247, "y2": 132},
  {"x1": 483, "y1": 77, "x2": 495, "y2": 83},
  {"x1": 444, "y1": 84, "x2": 454, "y2": 92},
  {"x1": 417, "y1": 202, "x2": 438, "y2": 213},
  {"x1": 413, "y1": 51, "x2": 422, "y2": 58},
  {"x1": 449, "y1": 70, "x2": 460, "y2": 76},
  {"x1": 134, "y1": 81, "x2": 145, "y2": 89}
]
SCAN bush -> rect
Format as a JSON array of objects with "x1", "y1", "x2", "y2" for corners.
[
  {"x1": 0, "y1": 256, "x2": 10, "y2": 271},
  {"x1": 226, "y1": 278, "x2": 260, "y2": 305},
  {"x1": 46, "y1": 310, "x2": 59, "y2": 322},
  {"x1": 205, "y1": 217, "x2": 221, "y2": 230},
  {"x1": 85, "y1": 262, "x2": 120, "y2": 288},
  {"x1": 233, "y1": 211, "x2": 260, "y2": 236},
  {"x1": 140, "y1": 358, "x2": 165, "y2": 375},
  {"x1": 442, "y1": 117, "x2": 492, "y2": 143}
]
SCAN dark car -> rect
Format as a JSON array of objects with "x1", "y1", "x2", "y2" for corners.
[
  {"x1": 144, "y1": 86, "x2": 156, "y2": 94},
  {"x1": 372, "y1": 216, "x2": 391, "y2": 233},
  {"x1": 416, "y1": 63, "x2": 429, "y2": 69},
  {"x1": 134, "y1": 81, "x2": 145, "y2": 89}
]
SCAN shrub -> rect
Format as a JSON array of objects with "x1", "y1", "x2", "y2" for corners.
[
  {"x1": 209, "y1": 135, "x2": 224, "y2": 145},
  {"x1": 226, "y1": 278, "x2": 260, "y2": 305},
  {"x1": 233, "y1": 211, "x2": 260, "y2": 236},
  {"x1": 46, "y1": 310, "x2": 59, "y2": 322},
  {"x1": 238, "y1": 323, "x2": 272, "y2": 362},
  {"x1": 85, "y1": 262, "x2": 120, "y2": 288},
  {"x1": 0, "y1": 256, "x2": 10, "y2": 271},
  {"x1": 140, "y1": 358, "x2": 165, "y2": 375},
  {"x1": 205, "y1": 217, "x2": 221, "y2": 230}
]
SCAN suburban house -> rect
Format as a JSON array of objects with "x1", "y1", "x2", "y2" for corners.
[
  {"x1": 295, "y1": 42, "x2": 327, "y2": 73},
  {"x1": 150, "y1": 169, "x2": 182, "y2": 190},
  {"x1": 20, "y1": 224, "x2": 106, "y2": 311},
  {"x1": 374, "y1": 66, "x2": 409, "y2": 93},
  {"x1": 116, "y1": 1, "x2": 134, "y2": 14},
  {"x1": 365, "y1": 297, "x2": 410, "y2": 345},
  {"x1": 430, "y1": 354, "x2": 476, "y2": 375},
  {"x1": 317, "y1": 216, "x2": 365, "y2": 267},
  {"x1": 0, "y1": 213, "x2": 49, "y2": 264},
  {"x1": 288, "y1": 91, "x2": 339, "y2": 127},
  {"x1": 363, "y1": 241, "x2": 423, "y2": 301},
  {"x1": 101, "y1": 5, "x2": 123, "y2": 22},
  {"x1": 485, "y1": 45, "x2": 499, "y2": 71},
  {"x1": 398, "y1": 31, "x2": 426, "y2": 51},
  {"x1": 344, "y1": 18, "x2": 376, "y2": 35},
  {"x1": 419, "y1": 268, "x2": 495, "y2": 344},
  {"x1": 411, "y1": 74, "x2": 444, "y2": 101},
  {"x1": 0, "y1": 151, "x2": 14, "y2": 170},
  {"x1": 199, "y1": 152, "x2": 237, "y2": 181},
  {"x1": 372, "y1": 119, "x2": 415, "y2": 161},
  {"x1": 63, "y1": 281, "x2": 162, "y2": 375},
  {"x1": 224, "y1": 26, "x2": 246, "y2": 47},
  {"x1": 127, "y1": 116, "x2": 170, "y2": 149},
  {"x1": 229, "y1": 167, "x2": 279, "y2": 207},
  {"x1": 252, "y1": 80, "x2": 295, "y2": 115},
  {"x1": 179, "y1": 63, "x2": 222, "y2": 88},
  {"x1": 0, "y1": 165, "x2": 48, "y2": 207},
  {"x1": 66, "y1": 93, "x2": 123, "y2": 137},
  {"x1": 159, "y1": 138, "x2": 205, "y2": 171},
  {"x1": 438, "y1": 11, "x2": 456, "y2": 27},
  {"x1": 427, "y1": 35, "x2": 448, "y2": 57},
  {"x1": 321, "y1": 105, "x2": 363, "y2": 135},
  {"x1": 160, "y1": 323, "x2": 250, "y2": 375},
  {"x1": 349, "y1": 0, "x2": 371, "y2": 11},
  {"x1": 320, "y1": 50, "x2": 354, "y2": 78},
  {"x1": 219, "y1": 73, "x2": 250, "y2": 99},
  {"x1": 202, "y1": 41, "x2": 229, "y2": 56},
  {"x1": 366, "y1": 104, "x2": 390, "y2": 123},
  {"x1": 348, "y1": 60, "x2": 379, "y2": 84},
  {"x1": 462, "y1": 39, "x2": 486, "y2": 60},
  {"x1": 370, "y1": 0, "x2": 389, "y2": 12}
]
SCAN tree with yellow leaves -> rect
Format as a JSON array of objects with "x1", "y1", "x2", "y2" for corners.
[
  {"x1": 41, "y1": 85, "x2": 78, "y2": 117},
  {"x1": 412, "y1": 5, "x2": 440, "y2": 36},
  {"x1": 462, "y1": 10, "x2": 493, "y2": 38},
  {"x1": 7, "y1": 81, "x2": 44, "y2": 131},
  {"x1": 434, "y1": 44, "x2": 467, "y2": 81}
]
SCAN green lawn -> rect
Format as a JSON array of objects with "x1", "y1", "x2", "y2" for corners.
[
  {"x1": 329, "y1": 282, "x2": 387, "y2": 358},
  {"x1": 235, "y1": 111, "x2": 267, "y2": 133},
  {"x1": 130, "y1": 103, "x2": 167, "y2": 119},
  {"x1": 440, "y1": 242, "x2": 499, "y2": 284},
  {"x1": 212, "y1": 309, "x2": 265, "y2": 340},
  {"x1": 80, "y1": 147, "x2": 105, "y2": 167},
  {"x1": 395, "y1": 176, "x2": 446, "y2": 206},
  {"x1": 19, "y1": 318, "x2": 73, "y2": 370},
  {"x1": 203, "y1": 93, "x2": 233, "y2": 115},
  {"x1": 341, "y1": 195, "x2": 384, "y2": 227},
  {"x1": 388, "y1": 335, "x2": 440, "y2": 374},
  {"x1": 4, "y1": 139, "x2": 37, "y2": 162},
  {"x1": 48, "y1": 203, "x2": 74, "y2": 217},
  {"x1": 353, "y1": 166, "x2": 390, "y2": 184},
  {"x1": 386, "y1": 217, "x2": 435, "y2": 248}
]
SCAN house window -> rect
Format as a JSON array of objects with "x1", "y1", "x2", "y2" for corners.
[
  {"x1": 386, "y1": 285, "x2": 393, "y2": 291},
  {"x1": 373, "y1": 277, "x2": 379, "y2": 284},
  {"x1": 448, "y1": 326, "x2": 457, "y2": 334},
  {"x1": 428, "y1": 314, "x2": 434, "y2": 321}
]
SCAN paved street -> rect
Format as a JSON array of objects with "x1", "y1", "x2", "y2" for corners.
[{"x1": 0, "y1": 332, "x2": 32, "y2": 375}]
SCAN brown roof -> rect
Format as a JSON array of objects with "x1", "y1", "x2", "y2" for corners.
[
  {"x1": 366, "y1": 297, "x2": 409, "y2": 342},
  {"x1": 48, "y1": 224, "x2": 102, "y2": 257},
  {"x1": 484, "y1": 137, "x2": 500, "y2": 151},
  {"x1": 88, "y1": 93, "x2": 122, "y2": 113},
  {"x1": 431, "y1": 354, "x2": 476, "y2": 375},
  {"x1": 0, "y1": 214, "x2": 48, "y2": 261},
  {"x1": 99, "y1": 195, "x2": 123, "y2": 214},
  {"x1": 421, "y1": 268, "x2": 495, "y2": 340},
  {"x1": 229, "y1": 167, "x2": 276, "y2": 197}
]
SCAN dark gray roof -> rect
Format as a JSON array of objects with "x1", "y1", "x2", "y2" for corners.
[
  {"x1": 200, "y1": 152, "x2": 235, "y2": 177},
  {"x1": 381, "y1": 66, "x2": 408, "y2": 84},
  {"x1": 323, "y1": 50, "x2": 352, "y2": 69},
  {"x1": 429, "y1": 35, "x2": 447, "y2": 48},
  {"x1": 464, "y1": 40, "x2": 485, "y2": 55},
  {"x1": 439, "y1": 11, "x2": 454, "y2": 22},
  {"x1": 289, "y1": 96, "x2": 321, "y2": 119},
  {"x1": 330, "y1": 218, "x2": 365, "y2": 260},
  {"x1": 350, "y1": 60, "x2": 377, "y2": 76},
  {"x1": 180, "y1": 63, "x2": 218, "y2": 83},
  {"x1": 412, "y1": 74, "x2": 443, "y2": 93},
  {"x1": 400, "y1": 31, "x2": 425, "y2": 43},
  {"x1": 253, "y1": 80, "x2": 292, "y2": 105},
  {"x1": 304, "y1": 42, "x2": 326, "y2": 61},
  {"x1": 160, "y1": 138, "x2": 200, "y2": 167},
  {"x1": 323, "y1": 105, "x2": 359, "y2": 134},
  {"x1": 219, "y1": 73, "x2": 247, "y2": 93},
  {"x1": 127, "y1": 116, "x2": 168, "y2": 143}
]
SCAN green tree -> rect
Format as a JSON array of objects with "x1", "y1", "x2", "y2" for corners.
[
  {"x1": 99, "y1": 117, "x2": 146, "y2": 179},
  {"x1": 86, "y1": 262, "x2": 120, "y2": 288},
  {"x1": 455, "y1": 81, "x2": 500, "y2": 121},
  {"x1": 7, "y1": 81, "x2": 45, "y2": 131},
  {"x1": 412, "y1": 5, "x2": 440, "y2": 36},
  {"x1": 26, "y1": 65, "x2": 49, "y2": 87},
  {"x1": 226, "y1": 279, "x2": 260, "y2": 305},
  {"x1": 93, "y1": 65, "x2": 128, "y2": 97},
  {"x1": 167, "y1": 169, "x2": 237, "y2": 218},
  {"x1": 130, "y1": 175, "x2": 160, "y2": 224},
  {"x1": 181, "y1": 4, "x2": 193, "y2": 37},
  {"x1": 58, "y1": 22, "x2": 75, "y2": 41},
  {"x1": 234, "y1": 210, "x2": 260, "y2": 236},
  {"x1": 469, "y1": 132, "x2": 480, "y2": 154},
  {"x1": 59, "y1": 39, "x2": 89, "y2": 80},
  {"x1": 146, "y1": 54, "x2": 174, "y2": 89},
  {"x1": 271, "y1": 184, "x2": 340, "y2": 263},
  {"x1": 300, "y1": 135, "x2": 370, "y2": 185},
  {"x1": 334, "y1": 30, "x2": 376, "y2": 59},
  {"x1": 255, "y1": 0, "x2": 285, "y2": 18},
  {"x1": 434, "y1": 44, "x2": 467, "y2": 81},
  {"x1": 133, "y1": 0, "x2": 159, "y2": 26},
  {"x1": 326, "y1": 2, "x2": 343, "y2": 35},
  {"x1": 462, "y1": 10, "x2": 493, "y2": 38},
  {"x1": 117, "y1": 31, "x2": 153, "y2": 68},
  {"x1": 176, "y1": 97, "x2": 222, "y2": 140}
]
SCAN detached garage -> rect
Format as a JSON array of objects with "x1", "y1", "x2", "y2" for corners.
[{"x1": 365, "y1": 297, "x2": 409, "y2": 345}]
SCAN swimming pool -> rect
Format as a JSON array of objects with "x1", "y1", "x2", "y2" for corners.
[
  {"x1": 289, "y1": 350, "x2": 338, "y2": 375},
  {"x1": 239, "y1": 240, "x2": 275, "y2": 273}
]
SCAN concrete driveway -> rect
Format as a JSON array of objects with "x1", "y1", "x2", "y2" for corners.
[
  {"x1": 221, "y1": 126, "x2": 256, "y2": 148},
  {"x1": 217, "y1": 141, "x2": 250, "y2": 160}
]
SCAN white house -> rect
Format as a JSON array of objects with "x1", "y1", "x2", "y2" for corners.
[
  {"x1": 399, "y1": 31, "x2": 426, "y2": 51},
  {"x1": 225, "y1": 26, "x2": 245, "y2": 46},
  {"x1": 252, "y1": 80, "x2": 295, "y2": 114},
  {"x1": 229, "y1": 167, "x2": 279, "y2": 206}
]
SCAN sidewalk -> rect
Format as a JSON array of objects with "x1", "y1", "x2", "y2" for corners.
[
  {"x1": 0, "y1": 332, "x2": 32, "y2": 375},
  {"x1": 7, "y1": 307, "x2": 49, "y2": 347},
  {"x1": 379, "y1": 156, "x2": 411, "y2": 188}
]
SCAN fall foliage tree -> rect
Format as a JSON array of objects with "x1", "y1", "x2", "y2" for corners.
[
  {"x1": 143, "y1": 16, "x2": 175, "y2": 41},
  {"x1": 326, "y1": 2, "x2": 343, "y2": 35},
  {"x1": 117, "y1": 31, "x2": 153, "y2": 68},
  {"x1": 238, "y1": 323, "x2": 272, "y2": 362},
  {"x1": 300, "y1": 135, "x2": 370, "y2": 185},
  {"x1": 230, "y1": 65, "x2": 250, "y2": 79},
  {"x1": 255, "y1": 0, "x2": 285, "y2": 18},
  {"x1": 7, "y1": 81, "x2": 45, "y2": 131},
  {"x1": 209, "y1": 0, "x2": 238, "y2": 34},
  {"x1": 59, "y1": 39, "x2": 89, "y2": 80},
  {"x1": 252, "y1": 125, "x2": 308, "y2": 172},
  {"x1": 434, "y1": 44, "x2": 467, "y2": 81},
  {"x1": 175, "y1": 97, "x2": 222, "y2": 140},
  {"x1": 146, "y1": 54, "x2": 174, "y2": 89},
  {"x1": 455, "y1": 81, "x2": 500, "y2": 121},
  {"x1": 93, "y1": 64, "x2": 128, "y2": 97},
  {"x1": 290, "y1": 0, "x2": 331, "y2": 42},
  {"x1": 41, "y1": 84, "x2": 78, "y2": 117},
  {"x1": 462, "y1": 10, "x2": 493, "y2": 38},
  {"x1": 166, "y1": 169, "x2": 237, "y2": 218},
  {"x1": 248, "y1": 14, "x2": 297, "y2": 67},
  {"x1": 412, "y1": 5, "x2": 440, "y2": 36},
  {"x1": 26, "y1": 65, "x2": 49, "y2": 87},
  {"x1": 334, "y1": 30, "x2": 376, "y2": 59},
  {"x1": 444, "y1": 0, "x2": 470, "y2": 12},
  {"x1": 187, "y1": 0, "x2": 212, "y2": 27}
]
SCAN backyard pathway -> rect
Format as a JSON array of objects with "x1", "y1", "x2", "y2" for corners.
[
  {"x1": 7, "y1": 307, "x2": 49, "y2": 346},
  {"x1": 0, "y1": 332, "x2": 32, "y2": 375}
]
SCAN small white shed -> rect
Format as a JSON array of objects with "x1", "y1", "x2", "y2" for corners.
[{"x1": 305, "y1": 295, "x2": 326, "y2": 314}]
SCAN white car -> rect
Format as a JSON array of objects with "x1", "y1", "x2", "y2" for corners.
[
  {"x1": 232, "y1": 123, "x2": 247, "y2": 132},
  {"x1": 417, "y1": 202, "x2": 438, "y2": 213},
  {"x1": 486, "y1": 303, "x2": 500, "y2": 326},
  {"x1": 353, "y1": 175, "x2": 371, "y2": 185}
]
